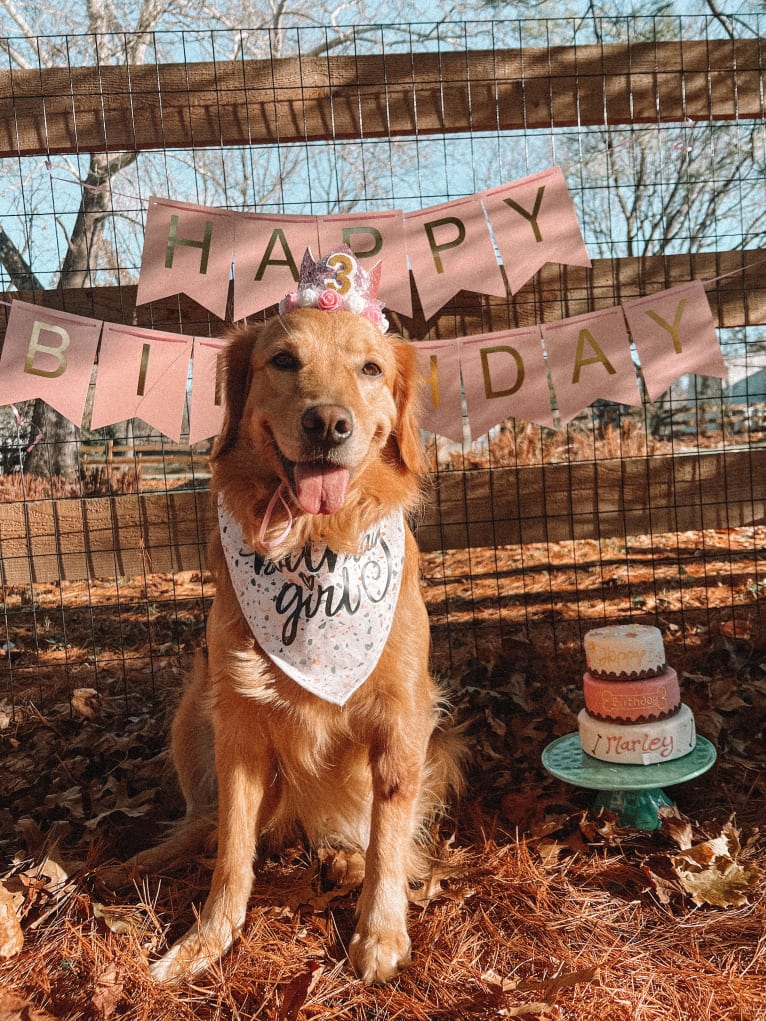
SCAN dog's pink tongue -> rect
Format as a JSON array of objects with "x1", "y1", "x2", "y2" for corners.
[{"x1": 293, "y1": 463, "x2": 350, "y2": 515}]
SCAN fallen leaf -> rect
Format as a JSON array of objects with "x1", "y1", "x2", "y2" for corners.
[
  {"x1": 91, "y1": 963, "x2": 124, "y2": 1019},
  {"x1": 535, "y1": 840, "x2": 568, "y2": 866},
  {"x1": 71, "y1": 688, "x2": 102, "y2": 719},
  {"x1": 710, "y1": 678, "x2": 749, "y2": 712},
  {"x1": 501, "y1": 791, "x2": 540, "y2": 831},
  {"x1": 43, "y1": 787, "x2": 84, "y2": 820},
  {"x1": 277, "y1": 962, "x2": 323, "y2": 1021},
  {"x1": 485, "y1": 707, "x2": 507, "y2": 738},
  {"x1": 283, "y1": 865, "x2": 344, "y2": 914},
  {"x1": 659, "y1": 806, "x2": 694, "y2": 850},
  {"x1": 0, "y1": 885, "x2": 24, "y2": 958},
  {"x1": 580, "y1": 811, "x2": 622, "y2": 845},
  {"x1": 0, "y1": 991, "x2": 57, "y2": 1021},
  {"x1": 93, "y1": 902, "x2": 148, "y2": 937},
  {"x1": 499, "y1": 671, "x2": 535, "y2": 712},
  {"x1": 481, "y1": 968, "x2": 518, "y2": 993},
  {"x1": 547, "y1": 696, "x2": 577, "y2": 736},
  {"x1": 85, "y1": 780, "x2": 158, "y2": 829},
  {"x1": 517, "y1": 966, "x2": 599, "y2": 1001},
  {"x1": 719, "y1": 620, "x2": 751, "y2": 641},
  {"x1": 28, "y1": 856, "x2": 70, "y2": 893},
  {"x1": 317, "y1": 848, "x2": 365, "y2": 890},
  {"x1": 641, "y1": 856, "x2": 684, "y2": 905},
  {"x1": 670, "y1": 822, "x2": 764, "y2": 907},
  {"x1": 500, "y1": 1003, "x2": 549, "y2": 1018}
]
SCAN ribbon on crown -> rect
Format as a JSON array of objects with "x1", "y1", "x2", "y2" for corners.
[{"x1": 279, "y1": 247, "x2": 389, "y2": 333}]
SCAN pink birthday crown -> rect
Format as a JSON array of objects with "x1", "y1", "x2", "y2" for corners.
[{"x1": 279, "y1": 247, "x2": 389, "y2": 333}]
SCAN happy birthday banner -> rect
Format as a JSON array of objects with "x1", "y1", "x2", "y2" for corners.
[
  {"x1": 0, "y1": 279, "x2": 726, "y2": 444},
  {"x1": 134, "y1": 167, "x2": 592, "y2": 321}
]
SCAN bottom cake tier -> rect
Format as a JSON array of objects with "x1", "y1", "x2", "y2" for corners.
[{"x1": 577, "y1": 703, "x2": 696, "y2": 765}]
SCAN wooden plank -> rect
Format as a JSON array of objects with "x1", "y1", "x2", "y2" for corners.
[
  {"x1": 3, "y1": 249, "x2": 764, "y2": 340},
  {"x1": 2, "y1": 38, "x2": 763, "y2": 158},
  {"x1": 1, "y1": 448, "x2": 763, "y2": 583},
  {"x1": 418, "y1": 447, "x2": 766, "y2": 549},
  {"x1": 0, "y1": 489, "x2": 210, "y2": 585}
]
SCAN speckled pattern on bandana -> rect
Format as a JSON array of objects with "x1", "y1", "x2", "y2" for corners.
[{"x1": 218, "y1": 496, "x2": 405, "y2": 706}]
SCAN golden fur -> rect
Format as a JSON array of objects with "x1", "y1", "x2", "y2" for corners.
[{"x1": 110, "y1": 308, "x2": 462, "y2": 984}]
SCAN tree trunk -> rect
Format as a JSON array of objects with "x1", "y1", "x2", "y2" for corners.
[
  {"x1": 21, "y1": 151, "x2": 138, "y2": 478},
  {"x1": 23, "y1": 401, "x2": 82, "y2": 478}
]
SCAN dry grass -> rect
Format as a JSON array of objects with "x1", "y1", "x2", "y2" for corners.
[
  {"x1": 1, "y1": 809, "x2": 765, "y2": 1020},
  {"x1": 0, "y1": 466, "x2": 146, "y2": 503},
  {"x1": 424, "y1": 418, "x2": 758, "y2": 471},
  {"x1": 1, "y1": 429, "x2": 765, "y2": 1019}
]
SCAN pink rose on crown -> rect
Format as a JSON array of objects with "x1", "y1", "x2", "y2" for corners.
[
  {"x1": 318, "y1": 289, "x2": 343, "y2": 311},
  {"x1": 363, "y1": 306, "x2": 384, "y2": 328}
]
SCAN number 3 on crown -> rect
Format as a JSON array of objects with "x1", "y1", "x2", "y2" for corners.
[{"x1": 325, "y1": 252, "x2": 356, "y2": 295}]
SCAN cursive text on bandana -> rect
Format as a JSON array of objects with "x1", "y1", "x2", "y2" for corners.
[{"x1": 218, "y1": 497, "x2": 405, "y2": 705}]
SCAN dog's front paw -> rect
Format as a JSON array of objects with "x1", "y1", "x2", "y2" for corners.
[
  {"x1": 150, "y1": 921, "x2": 237, "y2": 983},
  {"x1": 348, "y1": 926, "x2": 411, "y2": 984}
]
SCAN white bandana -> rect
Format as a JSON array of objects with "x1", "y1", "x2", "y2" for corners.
[{"x1": 218, "y1": 497, "x2": 405, "y2": 706}]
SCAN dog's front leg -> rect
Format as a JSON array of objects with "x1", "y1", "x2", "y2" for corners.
[
  {"x1": 151, "y1": 697, "x2": 267, "y2": 983},
  {"x1": 349, "y1": 733, "x2": 425, "y2": 984}
]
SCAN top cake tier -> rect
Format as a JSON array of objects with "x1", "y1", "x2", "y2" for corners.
[{"x1": 583, "y1": 624, "x2": 666, "y2": 679}]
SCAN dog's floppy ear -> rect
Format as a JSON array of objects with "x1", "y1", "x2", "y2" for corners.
[
  {"x1": 210, "y1": 326, "x2": 257, "y2": 460},
  {"x1": 391, "y1": 338, "x2": 426, "y2": 476}
]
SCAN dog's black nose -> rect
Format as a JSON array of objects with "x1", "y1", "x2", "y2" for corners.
[{"x1": 301, "y1": 404, "x2": 354, "y2": 446}]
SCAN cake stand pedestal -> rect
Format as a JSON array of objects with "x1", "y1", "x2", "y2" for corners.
[{"x1": 541, "y1": 733, "x2": 717, "y2": 831}]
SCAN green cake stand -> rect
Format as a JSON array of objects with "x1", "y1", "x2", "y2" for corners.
[{"x1": 542, "y1": 733, "x2": 717, "y2": 830}]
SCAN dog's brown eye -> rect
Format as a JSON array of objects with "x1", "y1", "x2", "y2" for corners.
[
  {"x1": 362, "y1": 362, "x2": 382, "y2": 377},
  {"x1": 271, "y1": 351, "x2": 299, "y2": 371}
]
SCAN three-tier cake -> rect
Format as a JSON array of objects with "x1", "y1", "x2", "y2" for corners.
[{"x1": 577, "y1": 624, "x2": 696, "y2": 765}]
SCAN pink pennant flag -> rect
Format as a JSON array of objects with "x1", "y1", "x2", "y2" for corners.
[
  {"x1": 622, "y1": 281, "x2": 726, "y2": 401},
  {"x1": 484, "y1": 167, "x2": 591, "y2": 294},
  {"x1": 188, "y1": 338, "x2": 227, "y2": 445},
  {"x1": 136, "y1": 197, "x2": 235, "y2": 319},
  {"x1": 0, "y1": 300, "x2": 102, "y2": 426},
  {"x1": 318, "y1": 210, "x2": 412, "y2": 317},
  {"x1": 542, "y1": 306, "x2": 642, "y2": 427},
  {"x1": 413, "y1": 338, "x2": 465, "y2": 442},
  {"x1": 406, "y1": 196, "x2": 506, "y2": 321},
  {"x1": 233, "y1": 214, "x2": 320, "y2": 320},
  {"x1": 460, "y1": 327, "x2": 554, "y2": 436},
  {"x1": 90, "y1": 324, "x2": 192, "y2": 442}
]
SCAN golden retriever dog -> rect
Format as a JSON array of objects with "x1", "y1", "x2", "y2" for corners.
[{"x1": 116, "y1": 304, "x2": 462, "y2": 984}]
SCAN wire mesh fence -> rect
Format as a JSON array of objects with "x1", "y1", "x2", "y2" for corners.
[{"x1": 1, "y1": 14, "x2": 765, "y2": 719}]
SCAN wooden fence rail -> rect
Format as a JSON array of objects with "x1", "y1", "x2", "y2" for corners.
[
  {"x1": 2, "y1": 39, "x2": 763, "y2": 157},
  {"x1": 1, "y1": 447, "x2": 763, "y2": 586}
]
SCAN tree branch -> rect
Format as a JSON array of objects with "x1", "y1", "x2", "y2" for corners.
[
  {"x1": 0, "y1": 224, "x2": 43, "y2": 291},
  {"x1": 57, "y1": 151, "x2": 138, "y2": 288}
]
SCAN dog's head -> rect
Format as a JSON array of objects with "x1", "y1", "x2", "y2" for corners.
[{"x1": 210, "y1": 308, "x2": 424, "y2": 551}]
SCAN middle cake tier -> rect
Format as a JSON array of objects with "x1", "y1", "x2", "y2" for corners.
[{"x1": 583, "y1": 665, "x2": 681, "y2": 722}]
